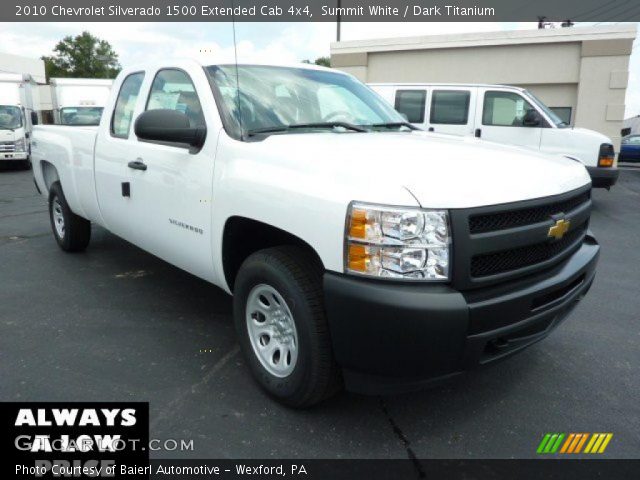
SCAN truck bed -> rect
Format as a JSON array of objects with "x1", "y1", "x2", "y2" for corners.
[{"x1": 31, "y1": 125, "x2": 101, "y2": 223}]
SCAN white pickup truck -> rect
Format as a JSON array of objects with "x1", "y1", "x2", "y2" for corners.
[{"x1": 31, "y1": 59, "x2": 599, "y2": 407}]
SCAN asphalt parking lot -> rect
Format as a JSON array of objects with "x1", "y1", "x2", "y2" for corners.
[{"x1": 1, "y1": 164, "x2": 639, "y2": 460}]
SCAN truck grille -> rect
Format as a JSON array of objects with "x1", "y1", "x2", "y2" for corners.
[
  {"x1": 0, "y1": 141, "x2": 16, "y2": 152},
  {"x1": 470, "y1": 223, "x2": 587, "y2": 277},
  {"x1": 469, "y1": 191, "x2": 590, "y2": 234},
  {"x1": 449, "y1": 186, "x2": 592, "y2": 289}
]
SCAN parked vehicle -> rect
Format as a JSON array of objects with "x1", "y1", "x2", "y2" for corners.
[
  {"x1": 619, "y1": 134, "x2": 640, "y2": 162},
  {"x1": 50, "y1": 78, "x2": 113, "y2": 126},
  {"x1": 370, "y1": 83, "x2": 618, "y2": 188},
  {"x1": 31, "y1": 60, "x2": 599, "y2": 407},
  {"x1": 0, "y1": 73, "x2": 40, "y2": 167}
]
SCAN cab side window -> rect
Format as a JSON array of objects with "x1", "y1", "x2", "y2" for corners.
[
  {"x1": 146, "y1": 69, "x2": 205, "y2": 128},
  {"x1": 111, "y1": 72, "x2": 145, "y2": 138},
  {"x1": 483, "y1": 91, "x2": 537, "y2": 127},
  {"x1": 394, "y1": 90, "x2": 426, "y2": 123},
  {"x1": 430, "y1": 90, "x2": 470, "y2": 125}
]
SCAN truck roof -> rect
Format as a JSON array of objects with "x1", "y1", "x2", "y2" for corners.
[
  {"x1": 367, "y1": 82, "x2": 525, "y2": 91},
  {"x1": 121, "y1": 58, "x2": 341, "y2": 75}
]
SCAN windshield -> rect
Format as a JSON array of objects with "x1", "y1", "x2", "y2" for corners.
[
  {"x1": 524, "y1": 90, "x2": 568, "y2": 128},
  {"x1": 0, "y1": 105, "x2": 23, "y2": 130},
  {"x1": 205, "y1": 65, "x2": 405, "y2": 137},
  {"x1": 60, "y1": 107, "x2": 104, "y2": 126}
]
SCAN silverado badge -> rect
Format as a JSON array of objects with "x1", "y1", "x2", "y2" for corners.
[{"x1": 548, "y1": 218, "x2": 571, "y2": 240}]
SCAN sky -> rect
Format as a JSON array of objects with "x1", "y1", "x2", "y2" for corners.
[{"x1": 0, "y1": 21, "x2": 638, "y2": 116}]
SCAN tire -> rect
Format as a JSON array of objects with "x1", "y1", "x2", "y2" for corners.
[
  {"x1": 233, "y1": 246, "x2": 341, "y2": 407},
  {"x1": 48, "y1": 181, "x2": 91, "y2": 252}
]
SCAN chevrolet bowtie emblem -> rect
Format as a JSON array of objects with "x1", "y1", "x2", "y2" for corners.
[{"x1": 548, "y1": 218, "x2": 571, "y2": 240}]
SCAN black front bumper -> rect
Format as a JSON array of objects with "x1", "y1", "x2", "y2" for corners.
[
  {"x1": 586, "y1": 166, "x2": 619, "y2": 188},
  {"x1": 324, "y1": 235, "x2": 599, "y2": 395}
]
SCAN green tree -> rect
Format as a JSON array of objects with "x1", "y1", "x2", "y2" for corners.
[
  {"x1": 42, "y1": 31, "x2": 121, "y2": 80},
  {"x1": 302, "y1": 56, "x2": 331, "y2": 68}
]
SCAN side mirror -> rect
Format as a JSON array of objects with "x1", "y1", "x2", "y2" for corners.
[
  {"x1": 523, "y1": 110, "x2": 541, "y2": 127},
  {"x1": 31, "y1": 111, "x2": 39, "y2": 126},
  {"x1": 134, "y1": 109, "x2": 206, "y2": 150}
]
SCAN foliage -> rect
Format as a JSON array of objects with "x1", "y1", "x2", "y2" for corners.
[
  {"x1": 42, "y1": 31, "x2": 121, "y2": 80},
  {"x1": 302, "y1": 56, "x2": 331, "y2": 68}
]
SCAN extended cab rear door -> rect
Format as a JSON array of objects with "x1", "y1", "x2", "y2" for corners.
[{"x1": 94, "y1": 71, "x2": 145, "y2": 241}]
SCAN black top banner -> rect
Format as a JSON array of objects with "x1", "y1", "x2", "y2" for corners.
[{"x1": 7, "y1": 0, "x2": 640, "y2": 22}]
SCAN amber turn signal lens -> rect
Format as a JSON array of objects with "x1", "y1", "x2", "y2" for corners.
[
  {"x1": 349, "y1": 208, "x2": 367, "y2": 239},
  {"x1": 598, "y1": 156, "x2": 614, "y2": 167},
  {"x1": 348, "y1": 244, "x2": 368, "y2": 272}
]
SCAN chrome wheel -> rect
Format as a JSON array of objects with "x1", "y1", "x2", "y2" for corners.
[
  {"x1": 52, "y1": 197, "x2": 65, "y2": 239},
  {"x1": 246, "y1": 284, "x2": 299, "y2": 378}
]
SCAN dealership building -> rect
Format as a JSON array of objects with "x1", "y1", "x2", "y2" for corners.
[{"x1": 331, "y1": 24, "x2": 637, "y2": 149}]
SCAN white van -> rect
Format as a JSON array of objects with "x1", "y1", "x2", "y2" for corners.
[
  {"x1": 50, "y1": 78, "x2": 113, "y2": 126},
  {"x1": 0, "y1": 73, "x2": 40, "y2": 167},
  {"x1": 370, "y1": 83, "x2": 618, "y2": 188}
]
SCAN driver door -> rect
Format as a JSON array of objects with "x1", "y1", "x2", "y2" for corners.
[{"x1": 125, "y1": 67, "x2": 219, "y2": 282}]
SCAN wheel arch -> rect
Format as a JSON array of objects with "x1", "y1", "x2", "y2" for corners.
[
  {"x1": 222, "y1": 216, "x2": 325, "y2": 293},
  {"x1": 40, "y1": 160, "x2": 60, "y2": 193}
]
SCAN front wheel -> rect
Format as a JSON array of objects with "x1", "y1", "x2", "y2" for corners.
[
  {"x1": 48, "y1": 182, "x2": 91, "y2": 252},
  {"x1": 233, "y1": 246, "x2": 341, "y2": 407}
]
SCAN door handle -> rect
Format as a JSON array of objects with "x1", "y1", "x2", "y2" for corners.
[
  {"x1": 128, "y1": 160, "x2": 147, "y2": 171},
  {"x1": 475, "y1": 128, "x2": 482, "y2": 138},
  {"x1": 428, "y1": 127, "x2": 434, "y2": 132}
]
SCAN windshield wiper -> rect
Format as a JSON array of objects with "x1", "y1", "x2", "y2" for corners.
[
  {"x1": 246, "y1": 122, "x2": 367, "y2": 136},
  {"x1": 366, "y1": 122, "x2": 419, "y2": 131}
]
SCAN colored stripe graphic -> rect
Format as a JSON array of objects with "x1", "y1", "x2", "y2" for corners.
[
  {"x1": 574, "y1": 434, "x2": 588, "y2": 453},
  {"x1": 550, "y1": 433, "x2": 565, "y2": 453},
  {"x1": 537, "y1": 433, "x2": 565, "y2": 454},
  {"x1": 585, "y1": 433, "x2": 613, "y2": 453},
  {"x1": 560, "y1": 433, "x2": 575, "y2": 453},
  {"x1": 540, "y1": 433, "x2": 613, "y2": 454},
  {"x1": 537, "y1": 434, "x2": 552, "y2": 454},
  {"x1": 567, "y1": 433, "x2": 582, "y2": 453}
]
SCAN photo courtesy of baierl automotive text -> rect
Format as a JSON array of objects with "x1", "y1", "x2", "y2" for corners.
[{"x1": 1, "y1": 1, "x2": 639, "y2": 479}]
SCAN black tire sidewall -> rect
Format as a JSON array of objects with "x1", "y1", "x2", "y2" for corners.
[
  {"x1": 234, "y1": 256, "x2": 318, "y2": 403},
  {"x1": 48, "y1": 183, "x2": 71, "y2": 250}
]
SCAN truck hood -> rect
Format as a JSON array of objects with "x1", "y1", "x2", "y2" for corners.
[
  {"x1": 569, "y1": 127, "x2": 611, "y2": 144},
  {"x1": 250, "y1": 131, "x2": 591, "y2": 209}
]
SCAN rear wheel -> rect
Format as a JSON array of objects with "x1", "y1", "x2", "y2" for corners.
[
  {"x1": 48, "y1": 182, "x2": 91, "y2": 252},
  {"x1": 233, "y1": 246, "x2": 341, "y2": 407}
]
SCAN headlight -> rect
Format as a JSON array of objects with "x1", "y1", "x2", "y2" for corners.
[
  {"x1": 14, "y1": 138, "x2": 26, "y2": 152},
  {"x1": 345, "y1": 202, "x2": 451, "y2": 281}
]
